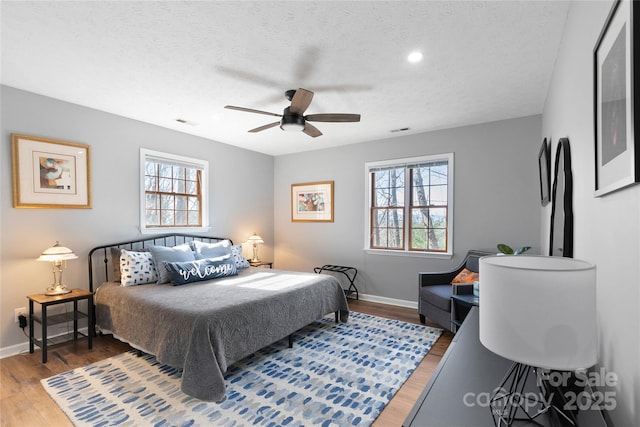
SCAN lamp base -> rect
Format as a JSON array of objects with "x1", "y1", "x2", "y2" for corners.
[
  {"x1": 45, "y1": 285, "x2": 72, "y2": 296},
  {"x1": 489, "y1": 362, "x2": 576, "y2": 426}
]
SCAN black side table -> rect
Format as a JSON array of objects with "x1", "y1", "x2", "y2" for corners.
[
  {"x1": 249, "y1": 261, "x2": 273, "y2": 268},
  {"x1": 27, "y1": 288, "x2": 93, "y2": 363},
  {"x1": 451, "y1": 293, "x2": 479, "y2": 332}
]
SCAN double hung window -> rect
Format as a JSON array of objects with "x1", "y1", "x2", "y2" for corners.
[
  {"x1": 140, "y1": 149, "x2": 209, "y2": 233},
  {"x1": 366, "y1": 153, "x2": 453, "y2": 255}
]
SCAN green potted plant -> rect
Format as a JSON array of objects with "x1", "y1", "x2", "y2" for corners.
[{"x1": 497, "y1": 243, "x2": 531, "y2": 255}]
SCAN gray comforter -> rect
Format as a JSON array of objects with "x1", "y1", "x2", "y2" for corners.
[{"x1": 95, "y1": 267, "x2": 349, "y2": 401}]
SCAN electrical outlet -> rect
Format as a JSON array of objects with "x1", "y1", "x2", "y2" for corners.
[{"x1": 14, "y1": 307, "x2": 25, "y2": 323}]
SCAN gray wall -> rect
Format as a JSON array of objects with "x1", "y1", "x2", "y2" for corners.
[
  {"x1": 542, "y1": 2, "x2": 639, "y2": 425},
  {"x1": 274, "y1": 115, "x2": 542, "y2": 305},
  {"x1": 0, "y1": 86, "x2": 274, "y2": 352}
]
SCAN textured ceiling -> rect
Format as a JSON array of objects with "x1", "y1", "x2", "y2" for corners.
[{"x1": 1, "y1": 1, "x2": 570, "y2": 156}]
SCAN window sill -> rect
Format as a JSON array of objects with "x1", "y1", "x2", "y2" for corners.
[
  {"x1": 364, "y1": 249, "x2": 453, "y2": 260},
  {"x1": 140, "y1": 226, "x2": 211, "y2": 235}
]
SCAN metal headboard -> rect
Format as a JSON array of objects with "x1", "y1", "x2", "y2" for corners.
[{"x1": 88, "y1": 233, "x2": 232, "y2": 293}]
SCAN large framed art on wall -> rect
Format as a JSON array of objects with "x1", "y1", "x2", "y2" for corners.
[
  {"x1": 291, "y1": 181, "x2": 334, "y2": 222},
  {"x1": 594, "y1": 0, "x2": 640, "y2": 197},
  {"x1": 11, "y1": 134, "x2": 91, "y2": 208}
]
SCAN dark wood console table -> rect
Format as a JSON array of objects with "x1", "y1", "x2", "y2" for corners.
[{"x1": 404, "y1": 307, "x2": 607, "y2": 426}]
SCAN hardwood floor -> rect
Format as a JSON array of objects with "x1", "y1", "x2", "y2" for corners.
[{"x1": 0, "y1": 300, "x2": 452, "y2": 426}]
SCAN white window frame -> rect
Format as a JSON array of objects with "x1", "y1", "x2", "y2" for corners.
[
  {"x1": 140, "y1": 148, "x2": 210, "y2": 234},
  {"x1": 364, "y1": 153, "x2": 454, "y2": 259}
]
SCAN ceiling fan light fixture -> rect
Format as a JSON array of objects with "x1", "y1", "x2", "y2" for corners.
[
  {"x1": 280, "y1": 121, "x2": 305, "y2": 132},
  {"x1": 280, "y1": 110, "x2": 305, "y2": 132}
]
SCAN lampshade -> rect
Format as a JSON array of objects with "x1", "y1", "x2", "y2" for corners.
[
  {"x1": 247, "y1": 234, "x2": 264, "y2": 245},
  {"x1": 479, "y1": 255, "x2": 597, "y2": 371},
  {"x1": 37, "y1": 242, "x2": 78, "y2": 262},
  {"x1": 37, "y1": 242, "x2": 78, "y2": 295}
]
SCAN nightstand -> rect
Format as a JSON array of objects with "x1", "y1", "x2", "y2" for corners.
[
  {"x1": 249, "y1": 261, "x2": 273, "y2": 268},
  {"x1": 27, "y1": 288, "x2": 93, "y2": 363}
]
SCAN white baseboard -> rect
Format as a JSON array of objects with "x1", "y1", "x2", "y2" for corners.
[
  {"x1": 357, "y1": 293, "x2": 418, "y2": 309},
  {"x1": 0, "y1": 327, "x2": 89, "y2": 359}
]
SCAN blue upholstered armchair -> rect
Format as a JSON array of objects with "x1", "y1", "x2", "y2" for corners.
[{"x1": 418, "y1": 250, "x2": 492, "y2": 331}]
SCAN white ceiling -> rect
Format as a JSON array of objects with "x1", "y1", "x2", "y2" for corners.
[{"x1": 1, "y1": 1, "x2": 570, "y2": 156}]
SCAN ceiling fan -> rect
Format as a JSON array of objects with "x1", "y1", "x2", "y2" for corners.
[{"x1": 224, "y1": 88, "x2": 361, "y2": 138}]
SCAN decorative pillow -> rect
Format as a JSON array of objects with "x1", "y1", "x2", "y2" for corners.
[
  {"x1": 191, "y1": 239, "x2": 233, "y2": 260},
  {"x1": 230, "y1": 244, "x2": 250, "y2": 269},
  {"x1": 451, "y1": 268, "x2": 479, "y2": 284},
  {"x1": 120, "y1": 249, "x2": 158, "y2": 286},
  {"x1": 163, "y1": 255, "x2": 237, "y2": 286},
  {"x1": 149, "y1": 244, "x2": 196, "y2": 284},
  {"x1": 111, "y1": 247, "x2": 151, "y2": 282}
]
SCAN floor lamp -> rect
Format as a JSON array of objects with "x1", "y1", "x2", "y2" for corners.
[{"x1": 479, "y1": 255, "x2": 597, "y2": 426}]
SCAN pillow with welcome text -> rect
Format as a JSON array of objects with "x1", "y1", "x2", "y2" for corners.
[{"x1": 163, "y1": 255, "x2": 237, "y2": 286}]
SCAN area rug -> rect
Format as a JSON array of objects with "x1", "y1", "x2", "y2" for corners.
[{"x1": 41, "y1": 311, "x2": 442, "y2": 427}]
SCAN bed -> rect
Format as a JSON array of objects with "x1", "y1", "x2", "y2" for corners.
[{"x1": 88, "y1": 234, "x2": 349, "y2": 402}]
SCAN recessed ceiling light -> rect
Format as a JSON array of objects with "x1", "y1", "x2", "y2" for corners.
[{"x1": 407, "y1": 51, "x2": 423, "y2": 64}]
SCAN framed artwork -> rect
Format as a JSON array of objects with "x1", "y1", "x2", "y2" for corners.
[
  {"x1": 594, "y1": 0, "x2": 640, "y2": 197},
  {"x1": 291, "y1": 181, "x2": 334, "y2": 222},
  {"x1": 11, "y1": 134, "x2": 91, "y2": 208},
  {"x1": 538, "y1": 138, "x2": 551, "y2": 205}
]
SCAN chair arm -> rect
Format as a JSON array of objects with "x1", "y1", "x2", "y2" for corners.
[{"x1": 419, "y1": 267, "x2": 464, "y2": 287}]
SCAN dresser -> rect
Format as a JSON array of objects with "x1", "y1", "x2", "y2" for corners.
[{"x1": 404, "y1": 307, "x2": 608, "y2": 426}]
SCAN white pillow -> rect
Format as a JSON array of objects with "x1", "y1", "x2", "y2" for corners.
[
  {"x1": 120, "y1": 249, "x2": 158, "y2": 286},
  {"x1": 191, "y1": 239, "x2": 232, "y2": 259}
]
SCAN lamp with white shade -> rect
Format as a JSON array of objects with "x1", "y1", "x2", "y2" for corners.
[
  {"x1": 479, "y1": 255, "x2": 596, "y2": 425},
  {"x1": 37, "y1": 242, "x2": 78, "y2": 295},
  {"x1": 247, "y1": 233, "x2": 264, "y2": 264}
]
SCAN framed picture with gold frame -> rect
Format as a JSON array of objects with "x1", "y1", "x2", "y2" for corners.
[
  {"x1": 11, "y1": 134, "x2": 91, "y2": 208},
  {"x1": 291, "y1": 180, "x2": 334, "y2": 222}
]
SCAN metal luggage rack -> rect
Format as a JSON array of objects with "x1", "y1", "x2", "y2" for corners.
[{"x1": 313, "y1": 264, "x2": 359, "y2": 300}]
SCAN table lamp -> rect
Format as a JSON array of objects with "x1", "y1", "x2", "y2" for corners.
[
  {"x1": 247, "y1": 233, "x2": 264, "y2": 264},
  {"x1": 479, "y1": 255, "x2": 596, "y2": 425},
  {"x1": 37, "y1": 242, "x2": 78, "y2": 295}
]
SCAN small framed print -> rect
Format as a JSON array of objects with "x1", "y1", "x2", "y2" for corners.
[
  {"x1": 594, "y1": 0, "x2": 640, "y2": 196},
  {"x1": 291, "y1": 181, "x2": 334, "y2": 222},
  {"x1": 11, "y1": 134, "x2": 91, "y2": 208}
]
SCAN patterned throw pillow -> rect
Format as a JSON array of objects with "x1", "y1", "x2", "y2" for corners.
[
  {"x1": 451, "y1": 268, "x2": 479, "y2": 284},
  {"x1": 120, "y1": 249, "x2": 158, "y2": 286},
  {"x1": 163, "y1": 255, "x2": 238, "y2": 286},
  {"x1": 230, "y1": 245, "x2": 250, "y2": 269}
]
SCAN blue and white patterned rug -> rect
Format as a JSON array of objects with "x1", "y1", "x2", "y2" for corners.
[{"x1": 42, "y1": 311, "x2": 442, "y2": 426}]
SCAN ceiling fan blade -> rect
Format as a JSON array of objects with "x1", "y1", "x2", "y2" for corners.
[
  {"x1": 225, "y1": 105, "x2": 282, "y2": 117},
  {"x1": 216, "y1": 65, "x2": 283, "y2": 88},
  {"x1": 248, "y1": 121, "x2": 280, "y2": 133},
  {"x1": 303, "y1": 122, "x2": 323, "y2": 138},
  {"x1": 305, "y1": 113, "x2": 361, "y2": 122},
  {"x1": 289, "y1": 88, "x2": 314, "y2": 114}
]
